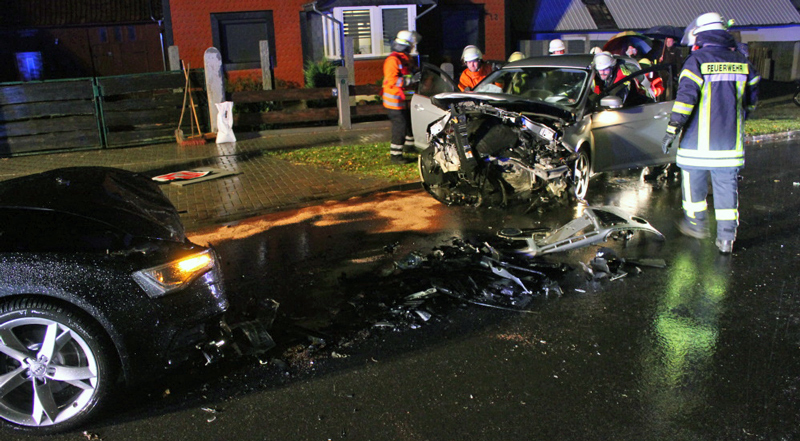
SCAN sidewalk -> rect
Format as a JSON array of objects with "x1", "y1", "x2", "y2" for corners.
[{"x1": 0, "y1": 120, "x2": 403, "y2": 232}]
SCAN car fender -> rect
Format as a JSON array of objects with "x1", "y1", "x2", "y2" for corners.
[
  {"x1": 0, "y1": 285, "x2": 132, "y2": 383},
  {"x1": 563, "y1": 115, "x2": 593, "y2": 169}
]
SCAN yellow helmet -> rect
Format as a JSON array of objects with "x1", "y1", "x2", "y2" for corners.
[{"x1": 508, "y1": 51, "x2": 525, "y2": 62}]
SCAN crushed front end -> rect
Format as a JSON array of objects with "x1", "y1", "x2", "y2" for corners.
[{"x1": 418, "y1": 99, "x2": 576, "y2": 207}]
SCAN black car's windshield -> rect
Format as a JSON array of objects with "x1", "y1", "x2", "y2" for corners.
[{"x1": 474, "y1": 67, "x2": 589, "y2": 106}]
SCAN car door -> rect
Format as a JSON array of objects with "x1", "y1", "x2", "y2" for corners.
[
  {"x1": 590, "y1": 64, "x2": 676, "y2": 172},
  {"x1": 410, "y1": 63, "x2": 458, "y2": 150}
]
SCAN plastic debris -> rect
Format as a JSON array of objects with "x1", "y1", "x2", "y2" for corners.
[
  {"x1": 498, "y1": 206, "x2": 664, "y2": 256},
  {"x1": 581, "y1": 247, "x2": 661, "y2": 281}
]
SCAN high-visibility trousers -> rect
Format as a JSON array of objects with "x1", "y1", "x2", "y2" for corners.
[{"x1": 681, "y1": 167, "x2": 739, "y2": 241}]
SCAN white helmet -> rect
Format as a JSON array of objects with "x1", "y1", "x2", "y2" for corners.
[
  {"x1": 394, "y1": 30, "x2": 414, "y2": 46},
  {"x1": 589, "y1": 46, "x2": 602, "y2": 55},
  {"x1": 593, "y1": 52, "x2": 615, "y2": 70},
  {"x1": 549, "y1": 39, "x2": 566, "y2": 54},
  {"x1": 507, "y1": 51, "x2": 525, "y2": 62},
  {"x1": 462, "y1": 45, "x2": 483, "y2": 63},
  {"x1": 682, "y1": 12, "x2": 729, "y2": 46},
  {"x1": 695, "y1": 12, "x2": 728, "y2": 34}
]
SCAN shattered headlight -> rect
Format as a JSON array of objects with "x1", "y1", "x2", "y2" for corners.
[
  {"x1": 132, "y1": 249, "x2": 216, "y2": 298},
  {"x1": 428, "y1": 112, "x2": 450, "y2": 139}
]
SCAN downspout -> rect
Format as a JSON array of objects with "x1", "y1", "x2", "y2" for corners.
[
  {"x1": 149, "y1": 0, "x2": 167, "y2": 70},
  {"x1": 416, "y1": 0, "x2": 438, "y2": 20},
  {"x1": 307, "y1": 2, "x2": 346, "y2": 60}
]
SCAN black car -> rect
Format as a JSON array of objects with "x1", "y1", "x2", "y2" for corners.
[{"x1": 0, "y1": 167, "x2": 229, "y2": 433}]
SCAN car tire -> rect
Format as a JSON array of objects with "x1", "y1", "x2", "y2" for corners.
[
  {"x1": 572, "y1": 149, "x2": 591, "y2": 200},
  {"x1": 0, "y1": 298, "x2": 115, "y2": 434}
]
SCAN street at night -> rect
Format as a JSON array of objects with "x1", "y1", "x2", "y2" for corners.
[{"x1": 6, "y1": 138, "x2": 797, "y2": 441}]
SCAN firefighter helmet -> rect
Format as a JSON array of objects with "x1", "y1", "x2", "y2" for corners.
[
  {"x1": 461, "y1": 45, "x2": 483, "y2": 63},
  {"x1": 594, "y1": 52, "x2": 615, "y2": 70},
  {"x1": 507, "y1": 51, "x2": 525, "y2": 62},
  {"x1": 394, "y1": 30, "x2": 414, "y2": 47},
  {"x1": 549, "y1": 39, "x2": 566, "y2": 54},
  {"x1": 682, "y1": 12, "x2": 730, "y2": 46}
]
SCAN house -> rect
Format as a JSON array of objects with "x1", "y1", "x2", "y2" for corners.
[
  {"x1": 165, "y1": 0, "x2": 800, "y2": 87},
  {"x1": 164, "y1": 0, "x2": 508, "y2": 88},
  {"x1": 3, "y1": 1, "x2": 799, "y2": 85},
  {"x1": 512, "y1": 0, "x2": 800, "y2": 81}
]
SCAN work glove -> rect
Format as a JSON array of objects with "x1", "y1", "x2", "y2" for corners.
[{"x1": 662, "y1": 124, "x2": 680, "y2": 154}]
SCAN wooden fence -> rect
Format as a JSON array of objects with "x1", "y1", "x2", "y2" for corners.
[
  {"x1": 0, "y1": 79, "x2": 101, "y2": 156},
  {"x1": 0, "y1": 68, "x2": 382, "y2": 157},
  {"x1": 230, "y1": 84, "x2": 384, "y2": 127},
  {"x1": 0, "y1": 70, "x2": 207, "y2": 156}
]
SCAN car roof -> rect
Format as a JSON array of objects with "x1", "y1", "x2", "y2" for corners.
[
  {"x1": 503, "y1": 54, "x2": 595, "y2": 70},
  {"x1": 0, "y1": 167, "x2": 186, "y2": 242}
]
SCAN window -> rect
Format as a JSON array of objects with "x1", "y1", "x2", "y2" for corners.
[
  {"x1": 323, "y1": 5, "x2": 416, "y2": 59},
  {"x1": 211, "y1": 11, "x2": 276, "y2": 71}
]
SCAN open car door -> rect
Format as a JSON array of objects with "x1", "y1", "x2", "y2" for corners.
[
  {"x1": 410, "y1": 63, "x2": 458, "y2": 150},
  {"x1": 589, "y1": 63, "x2": 677, "y2": 172}
]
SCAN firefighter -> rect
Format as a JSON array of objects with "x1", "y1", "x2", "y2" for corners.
[
  {"x1": 507, "y1": 51, "x2": 528, "y2": 94},
  {"x1": 458, "y1": 45, "x2": 492, "y2": 91},
  {"x1": 382, "y1": 30, "x2": 418, "y2": 163},
  {"x1": 593, "y1": 52, "x2": 629, "y2": 95},
  {"x1": 662, "y1": 12, "x2": 760, "y2": 254}
]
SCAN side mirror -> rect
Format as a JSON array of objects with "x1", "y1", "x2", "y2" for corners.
[{"x1": 600, "y1": 95, "x2": 623, "y2": 109}]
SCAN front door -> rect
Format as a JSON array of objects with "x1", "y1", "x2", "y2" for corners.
[
  {"x1": 410, "y1": 63, "x2": 457, "y2": 150},
  {"x1": 591, "y1": 64, "x2": 676, "y2": 172}
]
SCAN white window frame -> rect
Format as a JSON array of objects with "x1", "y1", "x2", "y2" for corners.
[{"x1": 323, "y1": 5, "x2": 416, "y2": 60}]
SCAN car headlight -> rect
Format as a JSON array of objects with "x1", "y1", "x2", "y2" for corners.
[{"x1": 132, "y1": 249, "x2": 216, "y2": 298}]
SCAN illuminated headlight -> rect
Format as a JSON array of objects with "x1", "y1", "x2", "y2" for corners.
[{"x1": 132, "y1": 249, "x2": 216, "y2": 298}]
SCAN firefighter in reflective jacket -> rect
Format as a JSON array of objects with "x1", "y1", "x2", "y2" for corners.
[
  {"x1": 662, "y1": 12, "x2": 759, "y2": 254},
  {"x1": 383, "y1": 30, "x2": 418, "y2": 163}
]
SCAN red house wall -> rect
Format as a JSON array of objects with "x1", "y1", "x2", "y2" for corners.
[
  {"x1": 458, "y1": 0, "x2": 507, "y2": 62},
  {"x1": 168, "y1": 0, "x2": 508, "y2": 87},
  {"x1": 169, "y1": 0, "x2": 308, "y2": 87}
]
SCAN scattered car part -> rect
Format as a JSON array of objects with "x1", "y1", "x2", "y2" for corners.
[{"x1": 497, "y1": 206, "x2": 664, "y2": 256}]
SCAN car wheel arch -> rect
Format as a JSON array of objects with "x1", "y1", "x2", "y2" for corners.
[
  {"x1": 0, "y1": 296, "x2": 123, "y2": 432},
  {"x1": 0, "y1": 293, "x2": 129, "y2": 384}
]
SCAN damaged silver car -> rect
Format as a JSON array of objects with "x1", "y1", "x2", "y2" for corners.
[{"x1": 411, "y1": 55, "x2": 677, "y2": 206}]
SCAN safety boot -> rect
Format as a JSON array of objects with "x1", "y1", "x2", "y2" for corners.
[
  {"x1": 715, "y1": 239, "x2": 734, "y2": 254},
  {"x1": 675, "y1": 219, "x2": 710, "y2": 239},
  {"x1": 391, "y1": 154, "x2": 411, "y2": 164},
  {"x1": 404, "y1": 135, "x2": 416, "y2": 153}
]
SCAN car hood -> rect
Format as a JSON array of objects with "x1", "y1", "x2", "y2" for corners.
[
  {"x1": 430, "y1": 92, "x2": 575, "y2": 122},
  {"x1": 0, "y1": 167, "x2": 185, "y2": 242}
]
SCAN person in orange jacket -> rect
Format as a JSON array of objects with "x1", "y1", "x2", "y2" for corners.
[
  {"x1": 458, "y1": 45, "x2": 492, "y2": 91},
  {"x1": 382, "y1": 30, "x2": 419, "y2": 163}
]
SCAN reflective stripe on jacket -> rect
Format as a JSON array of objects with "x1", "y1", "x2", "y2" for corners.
[
  {"x1": 670, "y1": 45, "x2": 760, "y2": 169},
  {"x1": 382, "y1": 51, "x2": 412, "y2": 110}
]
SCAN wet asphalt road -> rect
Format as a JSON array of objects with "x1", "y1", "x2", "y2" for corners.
[{"x1": 7, "y1": 139, "x2": 800, "y2": 440}]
